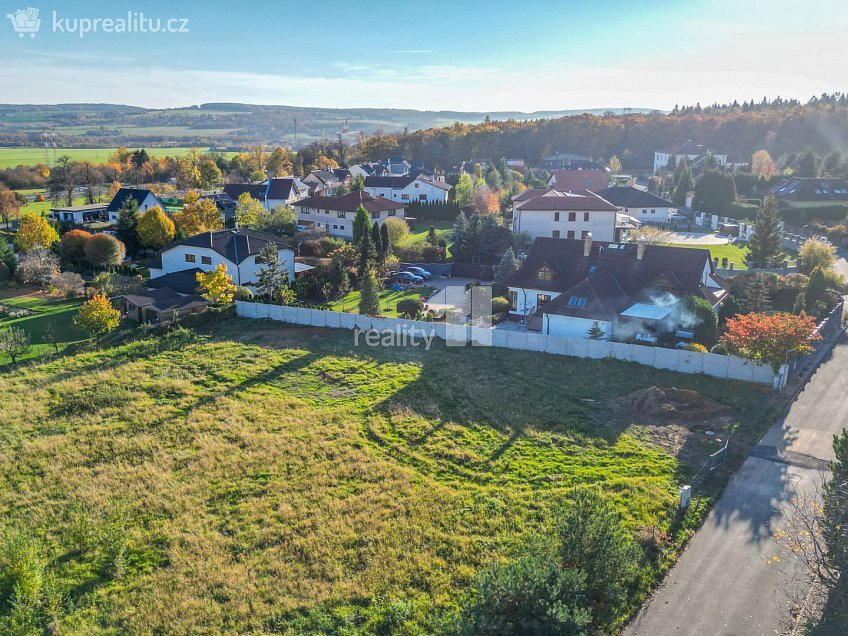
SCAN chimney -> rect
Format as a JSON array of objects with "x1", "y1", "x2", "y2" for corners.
[
  {"x1": 583, "y1": 232, "x2": 593, "y2": 257},
  {"x1": 636, "y1": 237, "x2": 646, "y2": 261}
]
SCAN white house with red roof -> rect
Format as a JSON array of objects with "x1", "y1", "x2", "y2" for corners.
[{"x1": 511, "y1": 188, "x2": 632, "y2": 242}]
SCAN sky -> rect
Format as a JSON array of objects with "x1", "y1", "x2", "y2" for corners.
[{"x1": 1, "y1": 0, "x2": 847, "y2": 112}]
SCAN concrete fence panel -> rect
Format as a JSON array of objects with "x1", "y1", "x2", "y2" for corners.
[
  {"x1": 727, "y1": 356, "x2": 755, "y2": 381},
  {"x1": 382, "y1": 317, "x2": 402, "y2": 333},
  {"x1": 609, "y1": 341, "x2": 632, "y2": 362},
  {"x1": 506, "y1": 331, "x2": 528, "y2": 350},
  {"x1": 281, "y1": 305, "x2": 298, "y2": 323},
  {"x1": 339, "y1": 312, "x2": 356, "y2": 329},
  {"x1": 354, "y1": 314, "x2": 372, "y2": 331},
  {"x1": 752, "y1": 363, "x2": 778, "y2": 384},
  {"x1": 310, "y1": 309, "x2": 327, "y2": 327},
  {"x1": 630, "y1": 344, "x2": 656, "y2": 367},
  {"x1": 653, "y1": 347, "x2": 679, "y2": 371},
  {"x1": 370, "y1": 317, "x2": 388, "y2": 333},
  {"x1": 525, "y1": 332, "x2": 546, "y2": 352},
  {"x1": 491, "y1": 329, "x2": 509, "y2": 348},
  {"x1": 545, "y1": 335, "x2": 568, "y2": 356},
  {"x1": 702, "y1": 352, "x2": 730, "y2": 378},
  {"x1": 268, "y1": 305, "x2": 284, "y2": 321},
  {"x1": 586, "y1": 338, "x2": 610, "y2": 359},
  {"x1": 567, "y1": 337, "x2": 589, "y2": 358},
  {"x1": 677, "y1": 350, "x2": 704, "y2": 374},
  {"x1": 470, "y1": 326, "x2": 492, "y2": 346},
  {"x1": 325, "y1": 310, "x2": 342, "y2": 328}
]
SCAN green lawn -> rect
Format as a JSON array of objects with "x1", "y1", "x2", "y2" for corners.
[
  {"x1": 17, "y1": 195, "x2": 90, "y2": 218},
  {"x1": 402, "y1": 220, "x2": 453, "y2": 247},
  {"x1": 325, "y1": 285, "x2": 434, "y2": 316},
  {"x1": 0, "y1": 292, "x2": 85, "y2": 362},
  {"x1": 0, "y1": 147, "x2": 235, "y2": 169},
  {"x1": 665, "y1": 241, "x2": 796, "y2": 269},
  {"x1": 0, "y1": 319, "x2": 778, "y2": 633}
]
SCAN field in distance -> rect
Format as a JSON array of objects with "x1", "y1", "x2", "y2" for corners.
[{"x1": 0, "y1": 147, "x2": 236, "y2": 170}]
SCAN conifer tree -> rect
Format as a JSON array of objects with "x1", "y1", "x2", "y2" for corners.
[{"x1": 745, "y1": 197, "x2": 783, "y2": 268}]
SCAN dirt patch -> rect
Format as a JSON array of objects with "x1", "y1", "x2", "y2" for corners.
[{"x1": 613, "y1": 387, "x2": 730, "y2": 422}]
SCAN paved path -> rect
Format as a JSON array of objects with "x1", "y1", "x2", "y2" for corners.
[
  {"x1": 665, "y1": 231, "x2": 736, "y2": 246},
  {"x1": 625, "y1": 338, "x2": 848, "y2": 636}
]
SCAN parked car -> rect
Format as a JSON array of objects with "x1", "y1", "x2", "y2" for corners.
[
  {"x1": 391, "y1": 271, "x2": 424, "y2": 285},
  {"x1": 668, "y1": 212, "x2": 688, "y2": 223},
  {"x1": 402, "y1": 266, "x2": 432, "y2": 280}
]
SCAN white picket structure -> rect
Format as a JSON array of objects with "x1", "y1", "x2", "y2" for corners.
[{"x1": 235, "y1": 301, "x2": 777, "y2": 385}]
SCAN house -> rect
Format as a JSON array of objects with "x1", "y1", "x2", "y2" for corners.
[
  {"x1": 302, "y1": 169, "x2": 350, "y2": 196},
  {"x1": 505, "y1": 235, "x2": 727, "y2": 340},
  {"x1": 595, "y1": 186, "x2": 677, "y2": 223},
  {"x1": 770, "y1": 177, "x2": 848, "y2": 206},
  {"x1": 147, "y1": 228, "x2": 295, "y2": 291},
  {"x1": 547, "y1": 170, "x2": 608, "y2": 192},
  {"x1": 511, "y1": 188, "x2": 627, "y2": 242},
  {"x1": 223, "y1": 177, "x2": 309, "y2": 210},
  {"x1": 201, "y1": 192, "x2": 237, "y2": 226},
  {"x1": 539, "y1": 153, "x2": 603, "y2": 171},
  {"x1": 653, "y1": 142, "x2": 728, "y2": 175},
  {"x1": 291, "y1": 191, "x2": 406, "y2": 239},
  {"x1": 364, "y1": 175, "x2": 451, "y2": 204},
  {"x1": 50, "y1": 203, "x2": 108, "y2": 226},
  {"x1": 112, "y1": 288, "x2": 209, "y2": 324},
  {"x1": 106, "y1": 187, "x2": 165, "y2": 224}
]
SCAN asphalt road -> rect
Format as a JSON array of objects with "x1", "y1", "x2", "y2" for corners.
[{"x1": 625, "y1": 338, "x2": 848, "y2": 636}]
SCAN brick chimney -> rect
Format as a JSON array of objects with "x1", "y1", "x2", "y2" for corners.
[
  {"x1": 636, "y1": 237, "x2": 646, "y2": 261},
  {"x1": 583, "y1": 232, "x2": 593, "y2": 257}
]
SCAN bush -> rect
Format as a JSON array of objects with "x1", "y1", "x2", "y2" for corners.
[
  {"x1": 0, "y1": 262, "x2": 8, "y2": 283},
  {"x1": 396, "y1": 297, "x2": 424, "y2": 319},
  {"x1": 684, "y1": 343, "x2": 708, "y2": 353},
  {"x1": 405, "y1": 200, "x2": 461, "y2": 222},
  {"x1": 491, "y1": 296, "x2": 510, "y2": 314},
  {"x1": 781, "y1": 204, "x2": 848, "y2": 225},
  {"x1": 234, "y1": 286, "x2": 254, "y2": 301},
  {"x1": 16, "y1": 249, "x2": 59, "y2": 286},
  {"x1": 298, "y1": 236, "x2": 346, "y2": 257},
  {"x1": 722, "y1": 201, "x2": 760, "y2": 220},
  {"x1": 50, "y1": 271, "x2": 85, "y2": 297}
]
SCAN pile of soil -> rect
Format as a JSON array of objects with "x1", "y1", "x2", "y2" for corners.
[{"x1": 614, "y1": 386, "x2": 730, "y2": 422}]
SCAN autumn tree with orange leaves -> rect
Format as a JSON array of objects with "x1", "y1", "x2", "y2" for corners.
[{"x1": 720, "y1": 312, "x2": 820, "y2": 370}]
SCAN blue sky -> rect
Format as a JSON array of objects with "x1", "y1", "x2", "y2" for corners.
[{"x1": 1, "y1": 0, "x2": 847, "y2": 111}]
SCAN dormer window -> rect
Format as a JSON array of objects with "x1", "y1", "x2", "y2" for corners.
[
  {"x1": 537, "y1": 265, "x2": 554, "y2": 281},
  {"x1": 567, "y1": 296, "x2": 587, "y2": 308}
]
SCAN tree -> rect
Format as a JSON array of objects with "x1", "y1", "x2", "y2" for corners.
[
  {"x1": 357, "y1": 227, "x2": 375, "y2": 280},
  {"x1": 0, "y1": 238, "x2": 15, "y2": 276},
  {"x1": 798, "y1": 238, "x2": 837, "y2": 275},
  {"x1": 197, "y1": 158, "x2": 223, "y2": 189},
  {"x1": 0, "y1": 186, "x2": 21, "y2": 228},
  {"x1": 426, "y1": 226, "x2": 438, "y2": 246},
  {"x1": 695, "y1": 169, "x2": 736, "y2": 213},
  {"x1": 721, "y1": 312, "x2": 820, "y2": 370},
  {"x1": 59, "y1": 229, "x2": 91, "y2": 266},
  {"x1": 173, "y1": 198, "x2": 222, "y2": 237},
  {"x1": 358, "y1": 269, "x2": 381, "y2": 316},
  {"x1": 751, "y1": 150, "x2": 775, "y2": 179},
  {"x1": 745, "y1": 197, "x2": 783, "y2": 268},
  {"x1": 380, "y1": 222, "x2": 391, "y2": 261},
  {"x1": 350, "y1": 174, "x2": 366, "y2": 191},
  {"x1": 137, "y1": 206, "x2": 175, "y2": 249},
  {"x1": 266, "y1": 147, "x2": 293, "y2": 177},
  {"x1": 672, "y1": 167, "x2": 695, "y2": 207},
  {"x1": 15, "y1": 214, "x2": 59, "y2": 251},
  {"x1": 802, "y1": 266, "x2": 831, "y2": 317},
  {"x1": 495, "y1": 247, "x2": 520, "y2": 284},
  {"x1": 115, "y1": 197, "x2": 141, "y2": 256},
  {"x1": 196, "y1": 263, "x2": 235, "y2": 305},
  {"x1": 0, "y1": 327, "x2": 31, "y2": 364},
  {"x1": 383, "y1": 217, "x2": 408, "y2": 254},
  {"x1": 50, "y1": 271, "x2": 84, "y2": 297},
  {"x1": 90, "y1": 272, "x2": 144, "y2": 297},
  {"x1": 683, "y1": 295, "x2": 719, "y2": 348},
  {"x1": 608, "y1": 155, "x2": 622, "y2": 175},
  {"x1": 371, "y1": 222, "x2": 383, "y2": 262},
  {"x1": 74, "y1": 294, "x2": 121, "y2": 336},
  {"x1": 235, "y1": 192, "x2": 267, "y2": 228},
  {"x1": 15, "y1": 249, "x2": 59, "y2": 286},
  {"x1": 740, "y1": 275, "x2": 772, "y2": 313},
  {"x1": 454, "y1": 555, "x2": 591, "y2": 636},
  {"x1": 554, "y1": 488, "x2": 640, "y2": 628},
  {"x1": 252, "y1": 205, "x2": 297, "y2": 236},
  {"x1": 454, "y1": 172, "x2": 474, "y2": 207},
  {"x1": 794, "y1": 147, "x2": 820, "y2": 178},
  {"x1": 587, "y1": 321, "x2": 605, "y2": 340},
  {"x1": 254, "y1": 243, "x2": 291, "y2": 303},
  {"x1": 352, "y1": 206, "x2": 371, "y2": 245},
  {"x1": 43, "y1": 320, "x2": 62, "y2": 354},
  {"x1": 823, "y1": 430, "x2": 848, "y2": 579},
  {"x1": 83, "y1": 233, "x2": 126, "y2": 268}
]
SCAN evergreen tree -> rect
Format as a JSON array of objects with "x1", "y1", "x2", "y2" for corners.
[
  {"x1": 115, "y1": 198, "x2": 141, "y2": 256},
  {"x1": 380, "y1": 222, "x2": 391, "y2": 260},
  {"x1": 673, "y1": 167, "x2": 695, "y2": 207},
  {"x1": 358, "y1": 269, "x2": 380, "y2": 316},
  {"x1": 794, "y1": 147, "x2": 820, "y2": 178},
  {"x1": 426, "y1": 225, "x2": 438, "y2": 245},
  {"x1": 495, "y1": 247, "x2": 519, "y2": 284},
  {"x1": 352, "y1": 206, "x2": 370, "y2": 245},
  {"x1": 451, "y1": 212, "x2": 469, "y2": 257},
  {"x1": 804, "y1": 266, "x2": 829, "y2": 317},
  {"x1": 254, "y1": 243, "x2": 290, "y2": 303},
  {"x1": 587, "y1": 321, "x2": 605, "y2": 340},
  {"x1": 672, "y1": 156, "x2": 687, "y2": 186},
  {"x1": 745, "y1": 197, "x2": 783, "y2": 267},
  {"x1": 0, "y1": 237, "x2": 16, "y2": 276},
  {"x1": 741, "y1": 275, "x2": 772, "y2": 313},
  {"x1": 328, "y1": 258, "x2": 350, "y2": 299},
  {"x1": 371, "y1": 222, "x2": 383, "y2": 262},
  {"x1": 684, "y1": 295, "x2": 719, "y2": 348},
  {"x1": 822, "y1": 430, "x2": 848, "y2": 577},
  {"x1": 357, "y1": 228, "x2": 374, "y2": 280}
]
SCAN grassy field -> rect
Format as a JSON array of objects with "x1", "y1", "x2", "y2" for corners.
[
  {"x1": 0, "y1": 318, "x2": 779, "y2": 634},
  {"x1": 0, "y1": 292, "x2": 86, "y2": 362},
  {"x1": 664, "y1": 240, "x2": 796, "y2": 269},
  {"x1": 0, "y1": 147, "x2": 235, "y2": 170},
  {"x1": 325, "y1": 285, "x2": 434, "y2": 316}
]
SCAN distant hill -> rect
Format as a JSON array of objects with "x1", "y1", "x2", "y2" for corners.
[{"x1": 0, "y1": 102, "x2": 657, "y2": 150}]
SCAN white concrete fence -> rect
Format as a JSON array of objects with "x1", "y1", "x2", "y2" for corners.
[{"x1": 235, "y1": 301, "x2": 778, "y2": 386}]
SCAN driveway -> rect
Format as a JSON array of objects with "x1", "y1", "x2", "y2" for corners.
[
  {"x1": 625, "y1": 338, "x2": 848, "y2": 636},
  {"x1": 426, "y1": 276, "x2": 487, "y2": 313},
  {"x1": 664, "y1": 231, "x2": 736, "y2": 245}
]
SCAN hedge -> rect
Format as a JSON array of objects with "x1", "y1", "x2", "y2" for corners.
[
  {"x1": 722, "y1": 201, "x2": 760, "y2": 220},
  {"x1": 405, "y1": 201, "x2": 461, "y2": 222},
  {"x1": 781, "y1": 204, "x2": 848, "y2": 224}
]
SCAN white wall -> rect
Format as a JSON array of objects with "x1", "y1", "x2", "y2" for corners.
[
  {"x1": 620, "y1": 205, "x2": 676, "y2": 221},
  {"x1": 365, "y1": 178, "x2": 449, "y2": 204},
  {"x1": 512, "y1": 209, "x2": 617, "y2": 242},
  {"x1": 293, "y1": 205, "x2": 405, "y2": 239},
  {"x1": 156, "y1": 244, "x2": 294, "y2": 289},
  {"x1": 545, "y1": 314, "x2": 611, "y2": 339},
  {"x1": 508, "y1": 286, "x2": 560, "y2": 315}
]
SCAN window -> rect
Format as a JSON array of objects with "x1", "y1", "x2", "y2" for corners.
[
  {"x1": 414, "y1": 182, "x2": 419, "y2": 188},
  {"x1": 185, "y1": 254, "x2": 196, "y2": 263},
  {"x1": 371, "y1": 212, "x2": 380, "y2": 219},
  {"x1": 584, "y1": 212, "x2": 589, "y2": 221},
  {"x1": 201, "y1": 256, "x2": 212, "y2": 265},
  {"x1": 568, "y1": 212, "x2": 576, "y2": 222},
  {"x1": 567, "y1": 296, "x2": 587, "y2": 308},
  {"x1": 651, "y1": 209, "x2": 656, "y2": 214},
  {"x1": 567, "y1": 230, "x2": 575, "y2": 239},
  {"x1": 581, "y1": 230, "x2": 591, "y2": 239},
  {"x1": 401, "y1": 194, "x2": 410, "y2": 200},
  {"x1": 642, "y1": 209, "x2": 647, "y2": 214},
  {"x1": 554, "y1": 212, "x2": 560, "y2": 221},
  {"x1": 333, "y1": 224, "x2": 338, "y2": 230},
  {"x1": 337, "y1": 210, "x2": 346, "y2": 218},
  {"x1": 552, "y1": 230, "x2": 560, "y2": 238},
  {"x1": 419, "y1": 194, "x2": 427, "y2": 201},
  {"x1": 537, "y1": 293, "x2": 552, "y2": 308},
  {"x1": 537, "y1": 265, "x2": 554, "y2": 281},
  {"x1": 508, "y1": 290, "x2": 517, "y2": 310},
  {"x1": 388, "y1": 210, "x2": 396, "y2": 216}
]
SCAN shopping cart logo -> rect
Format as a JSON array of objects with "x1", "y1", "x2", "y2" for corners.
[{"x1": 6, "y1": 6, "x2": 40, "y2": 38}]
